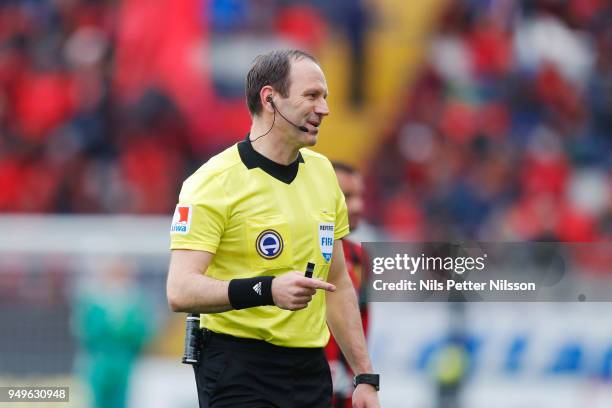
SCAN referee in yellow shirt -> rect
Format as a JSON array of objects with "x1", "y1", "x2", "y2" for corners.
[{"x1": 167, "y1": 49, "x2": 380, "y2": 408}]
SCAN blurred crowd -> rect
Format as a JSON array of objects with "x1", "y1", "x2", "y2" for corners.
[
  {"x1": 0, "y1": 0, "x2": 189, "y2": 213},
  {"x1": 1, "y1": 0, "x2": 610, "y2": 243},
  {"x1": 0, "y1": 0, "x2": 364, "y2": 214},
  {"x1": 366, "y1": 0, "x2": 612, "y2": 242}
]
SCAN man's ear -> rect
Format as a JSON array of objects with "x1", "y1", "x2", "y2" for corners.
[{"x1": 260, "y1": 86, "x2": 275, "y2": 113}]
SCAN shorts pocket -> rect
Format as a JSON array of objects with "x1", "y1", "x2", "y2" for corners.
[{"x1": 200, "y1": 347, "x2": 230, "y2": 395}]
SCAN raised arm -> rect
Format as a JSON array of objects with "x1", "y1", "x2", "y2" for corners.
[{"x1": 167, "y1": 249, "x2": 336, "y2": 314}]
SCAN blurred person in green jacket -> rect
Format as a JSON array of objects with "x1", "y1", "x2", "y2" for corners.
[{"x1": 72, "y1": 258, "x2": 155, "y2": 408}]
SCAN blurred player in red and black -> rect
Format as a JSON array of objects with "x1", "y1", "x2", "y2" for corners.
[{"x1": 327, "y1": 162, "x2": 369, "y2": 408}]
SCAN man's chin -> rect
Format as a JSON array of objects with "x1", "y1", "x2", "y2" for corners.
[{"x1": 302, "y1": 131, "x2": 318, "y2": 146}]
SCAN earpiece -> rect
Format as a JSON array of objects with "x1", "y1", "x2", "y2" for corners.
[{"x1": 251, "y1": 94, "x2": 308, "y2": 142}]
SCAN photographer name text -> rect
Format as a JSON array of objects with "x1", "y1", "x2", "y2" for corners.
[{"x1": 372, "y1": 279, "x2": 536, "y2": 292}]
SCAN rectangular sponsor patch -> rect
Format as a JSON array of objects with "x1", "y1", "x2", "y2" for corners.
[
  {"x1": 318, "y1": 222, "x2": 335, "y2": 262},
  {"x1": 170, "y1": 204, "x2": 192, "y2": 234}
]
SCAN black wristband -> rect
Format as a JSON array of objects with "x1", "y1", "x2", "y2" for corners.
[
  {"x1": 228, "y1": 276, "x2": 275, "y2": 310},
  {"x1": 353, "y1": 373, "x2": 380, "y2": 391}
]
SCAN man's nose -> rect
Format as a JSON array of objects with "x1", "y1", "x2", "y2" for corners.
[{"x1": 315, "y1": 98, "x2": 329, "y2": 116}]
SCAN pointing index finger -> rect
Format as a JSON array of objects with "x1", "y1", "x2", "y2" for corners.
[{"x1": 302, "y1": 277, "x2": 336, "y2": 292}]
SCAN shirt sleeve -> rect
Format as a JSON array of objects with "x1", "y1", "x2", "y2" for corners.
[
  {"x1": 170, "y1": 170, "x2": 228, "y2": 253},
  {"x1": 334, "y1": 178, "x2": 350, "y2": 240}
]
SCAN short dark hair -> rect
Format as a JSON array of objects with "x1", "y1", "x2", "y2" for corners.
[
  {"x1": 245, "y1": 49, "x2": 318, "y2": 116},
  {"x1": 331, "y1": 161, "x2": 358, "y2": 174}
]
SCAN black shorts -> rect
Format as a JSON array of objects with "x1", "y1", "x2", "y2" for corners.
[{"x1": 193, "y1": 330, "x2": 332, "y2": 408}]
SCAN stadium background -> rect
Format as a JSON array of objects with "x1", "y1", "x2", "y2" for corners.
[{"x1": 0, "y1": 0, "x2": 610, "y2": 407}]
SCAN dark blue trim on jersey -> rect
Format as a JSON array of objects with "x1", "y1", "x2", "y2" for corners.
[{"x1": 238, "y1": 134, "x2": 304, "y2": 184}]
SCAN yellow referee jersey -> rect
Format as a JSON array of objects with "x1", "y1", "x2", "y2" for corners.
[{"x1": 170, "y1": 136, "x2": 349, "y2": 348}]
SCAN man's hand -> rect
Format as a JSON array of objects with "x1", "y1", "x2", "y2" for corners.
[
  {"x1": 352, "y1": 384, "x2": 380, "y2": 408},
  {"x1": 272, "y1": 271, "x2": 335, "y2": 310}
]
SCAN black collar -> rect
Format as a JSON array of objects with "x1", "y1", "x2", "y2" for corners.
[{"x1": 238, "y1": 134, "x2": 304, "y2": 184}]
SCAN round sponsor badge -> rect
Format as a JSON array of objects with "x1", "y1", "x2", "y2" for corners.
[{"x1": 255, "y1": 229, "x2": 283, "y2": 259}]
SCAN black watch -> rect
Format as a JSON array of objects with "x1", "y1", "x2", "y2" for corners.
[{"x1": 353, "y1": 373, "x2": 380, "y2": 391}]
